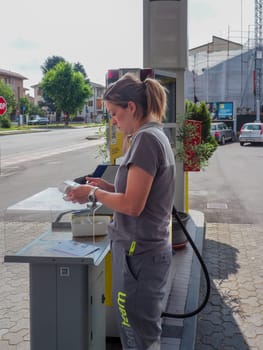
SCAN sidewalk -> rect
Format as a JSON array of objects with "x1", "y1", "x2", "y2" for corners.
[
  {"x1": 1, "y1": 213, "x2": 263, "y2": 349},
  {"x1": 162, "y1": 218, "x2": 263, "y2": 350},
  {"x1": 0, "y1": 124, "x2": 100, "y2": 137},
  {"x1": 0, "y1": 128, "x2": 50, "y2": 136},
  {"x1": 195, "y1": 222, "x2": 263, "y2": 350}
]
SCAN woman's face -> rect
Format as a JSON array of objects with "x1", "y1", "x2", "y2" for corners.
[{"x1": 106, "y1": 101, "x2": 135, "y2": 135}]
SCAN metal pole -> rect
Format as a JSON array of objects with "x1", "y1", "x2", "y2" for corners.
[
  {"x1": 256, "y1": 98, "x2": 261, "y2": 120},
  {"x1": 254, "y1": 0, "x2": 263, "y2": 115},
  {"x1": 175, "y1": 69, "x2": 185, "y2": 212}
]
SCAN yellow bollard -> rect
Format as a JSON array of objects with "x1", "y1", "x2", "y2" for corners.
[{"x1": 185, "y1": 171, "x2": 189, "y2": 214}]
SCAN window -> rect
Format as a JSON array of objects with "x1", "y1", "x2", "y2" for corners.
[
  {"x1": 96, "y1": 99, "x2": 103, "y2": 110},
  {"x1": 245, "y1": 124, "x2": 260, "y2": 130}
]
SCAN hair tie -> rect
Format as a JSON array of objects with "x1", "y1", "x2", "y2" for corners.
[{"x1": 142, "y1": 81, "x2": 147, "y2": 90}]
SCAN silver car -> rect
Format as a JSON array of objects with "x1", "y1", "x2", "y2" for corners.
[
  {"x1": 28, "y1": 115, "x2": 49, "y2": 125},
  {"x1": 239, "y1": 122, "x2": 263, "y2": 146},
  {"x1": 210, "y1": 122, "x2": 234, "y2": 145}
]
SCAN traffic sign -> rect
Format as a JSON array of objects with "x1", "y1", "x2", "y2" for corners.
[{"x1": 0, "y1": 96, "x2": 7, "y2": 116}]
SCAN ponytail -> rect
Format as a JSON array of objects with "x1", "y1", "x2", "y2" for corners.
[
  {"x1": 144, "y1": 78, "x2": 167, "y2": 122},
  {"x1": 104, "y1": 73, "x2": 167, "y2": 121}
]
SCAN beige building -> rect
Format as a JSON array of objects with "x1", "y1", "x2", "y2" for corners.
[
  {"x1": 0, "y1": 68, "x2": 28, "y2": 117},
  {"x1": 189, "y1": 35, "x2": 243, "y2": 56},
  {"x1": 84, "y1": 82, "x2": 105, "y2": 122},
  {"x1": 0, "y1": 68, "x2": 28, "y2": 102},
  {"x1": 31, "y1": 83, "x2": 43, "y2": 106}
]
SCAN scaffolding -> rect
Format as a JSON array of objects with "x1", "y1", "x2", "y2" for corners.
[
  {"x1": 186, "y1": 1, "x2": 263, "y2": 115},
  {"x1": 186, "y1": 28, "x2": 259, "y2": 113},
  {"x1": 254, "y1": 0, "x2": 263, "y2": 119}
]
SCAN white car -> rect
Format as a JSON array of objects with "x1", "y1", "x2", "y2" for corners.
[{"x1": 239, "y1": 122, "x2": 263, "y2": 146}]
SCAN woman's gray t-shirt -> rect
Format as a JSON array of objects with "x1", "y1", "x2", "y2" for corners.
[{"x1": 107, "y1": 122, "x2": 176, "y2": 254}]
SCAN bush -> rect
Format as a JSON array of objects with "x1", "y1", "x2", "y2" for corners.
[
  {"x1": 0, "y1": 116, "x2": 12, "y2": 128},
  {"x1": 186, "y1": 101, "x2": 209, "y2": 139},
  {"x1": 175, "y1": 101, "x2": 218, "y2": 170}
]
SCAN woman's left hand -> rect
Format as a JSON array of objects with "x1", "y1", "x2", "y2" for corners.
[{"x1": 67, "y1": 185, "x2": 91, "y2": 204}]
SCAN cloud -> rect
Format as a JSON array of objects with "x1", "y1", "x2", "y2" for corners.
[
  {"x1": 190, "y1": 0, "x2": 217, "y2": 20},
  {"x1": 15, "y1": 61, "x2": 41, "y2": 73},
  {"x1": 10, "y1": 38, "x2": 39, "y2": 50}
]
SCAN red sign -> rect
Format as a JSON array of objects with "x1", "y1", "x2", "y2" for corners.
[{"x1": 0, "y1": 96, "x2": 7, "y2": 116}]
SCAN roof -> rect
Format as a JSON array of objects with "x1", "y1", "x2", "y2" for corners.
[
  {"x1": 189, "y1": 35, "x2": 243, "y2": 55},
  {"x1": 89, "y1": 81, "x2": 105, "y2": 88},
  {"x1": 0, "y1": 68, "x2": 28, "y2": 80},
  {"x1": 31, "y1": 83, "x2": 41, "y2": 88}
]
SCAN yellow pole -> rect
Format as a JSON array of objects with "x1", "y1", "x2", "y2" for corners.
[{"x1": 185, "y1": 171, "x2": 189, "y2": 213}]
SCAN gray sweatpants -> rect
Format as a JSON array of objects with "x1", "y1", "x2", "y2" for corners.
[{"x1": 111, "y1": 241, "x2": 172, "y2": 350}]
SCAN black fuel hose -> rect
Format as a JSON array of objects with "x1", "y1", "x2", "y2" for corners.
[
  {"x1": 55, "y1": 203, "x2": 210, "y2": 318},
  {"x1": 161, "y1": 207, "x2": 211, "y2": 319}
]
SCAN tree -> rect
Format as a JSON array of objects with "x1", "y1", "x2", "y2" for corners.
[
  {"x1": 19, "y1": 96, "x2": 30, "y2": 115},
  {"x1": 73, "y1": 62, "x2": 87, "y2": 78},
  {"x1": 41, "y1": 61, "x2": 92, "y2": 124},
  {"x1": 41, "y1": 55, "x2": 65, "y2": 75},
  {"x1": 0, "y1": 80, "x2": 16, "y2": 117},
  {"x1": 29, "y1": 101, "x2": 45, "y2": 116},
  {"x1": 41, "y1": 56, "x2": 66, "y2": 119}
]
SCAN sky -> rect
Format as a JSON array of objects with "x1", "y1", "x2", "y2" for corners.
[{"x1": 1, "y1": 0, "x2": 254, "y2": 95}]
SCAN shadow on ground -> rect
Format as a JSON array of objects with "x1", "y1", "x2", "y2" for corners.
[{"x1": 195, "y1": 238, "x2": 249, "y2": 349}]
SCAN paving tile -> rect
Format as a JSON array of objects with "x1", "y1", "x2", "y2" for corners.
[
  {"x1": 195, "y1": 223, "x2": 263, "y2": 350},
  {"x1": 7, "y1": 213, "x2": 263, "y2": 350}
]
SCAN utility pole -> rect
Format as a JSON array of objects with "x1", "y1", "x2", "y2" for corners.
[{"x1": 254, "y1": 0, "x2": 263, "y2": 121}]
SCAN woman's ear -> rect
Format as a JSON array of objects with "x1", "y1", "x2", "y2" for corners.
[{"x1": 127, "y1": 101, "x2": 137, "y2": 116}]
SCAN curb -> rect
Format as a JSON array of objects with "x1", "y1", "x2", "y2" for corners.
[
  {"x1": 161, "y1": 210, "x2": 205, "y2": 350},
  {"x1": 180, "y1": 210, "x2": 205, "y2": 350},
  {"x1": 0, "y1": 129, "x2": 51, "y2": 136}
]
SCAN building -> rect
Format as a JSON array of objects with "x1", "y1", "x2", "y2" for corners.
[
  {"x1": 185, "y1": 36, "x2": 257, "y2": 114},
  {"x1": 31, "y1": 83, "x2": 43, "y2": 106},
  {"x1": 82, "y1": 81, "x2": 105, "y2": 123},
  {"x1": 189, "y1": 35, "x2": 243, "y2": 56},
  {"x1": 0, "y1": 68, "x2": 28, "y2": 114}
]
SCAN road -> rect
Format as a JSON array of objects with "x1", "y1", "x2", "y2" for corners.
[
  {"x1": 0, "y1": 127, "x2": 104, "y2": 167},
  {"x1": 0, "y1": 127, "x2": 105, "y2": 213},
  {"x1": 1, "y1": 130, "x2": 262, "y2": 224},
  {"x1": 189, "y1": 141, "x2": 263, "y2": 224}
]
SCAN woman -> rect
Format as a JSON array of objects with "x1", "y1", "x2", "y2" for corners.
[{"x1": 68, "y1": 73, "x2": 176, "y2": 350}]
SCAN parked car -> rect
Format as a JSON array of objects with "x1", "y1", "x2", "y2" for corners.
[
  {"x1": 28, "y1": 116, "x2": 49, "y2": 125},
  {"x1": 239, "y1": 122, "x2": 263, "y2": 146},
  {"x1": 210, "y1": 122, "x2": 234, "y2": 144}
]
